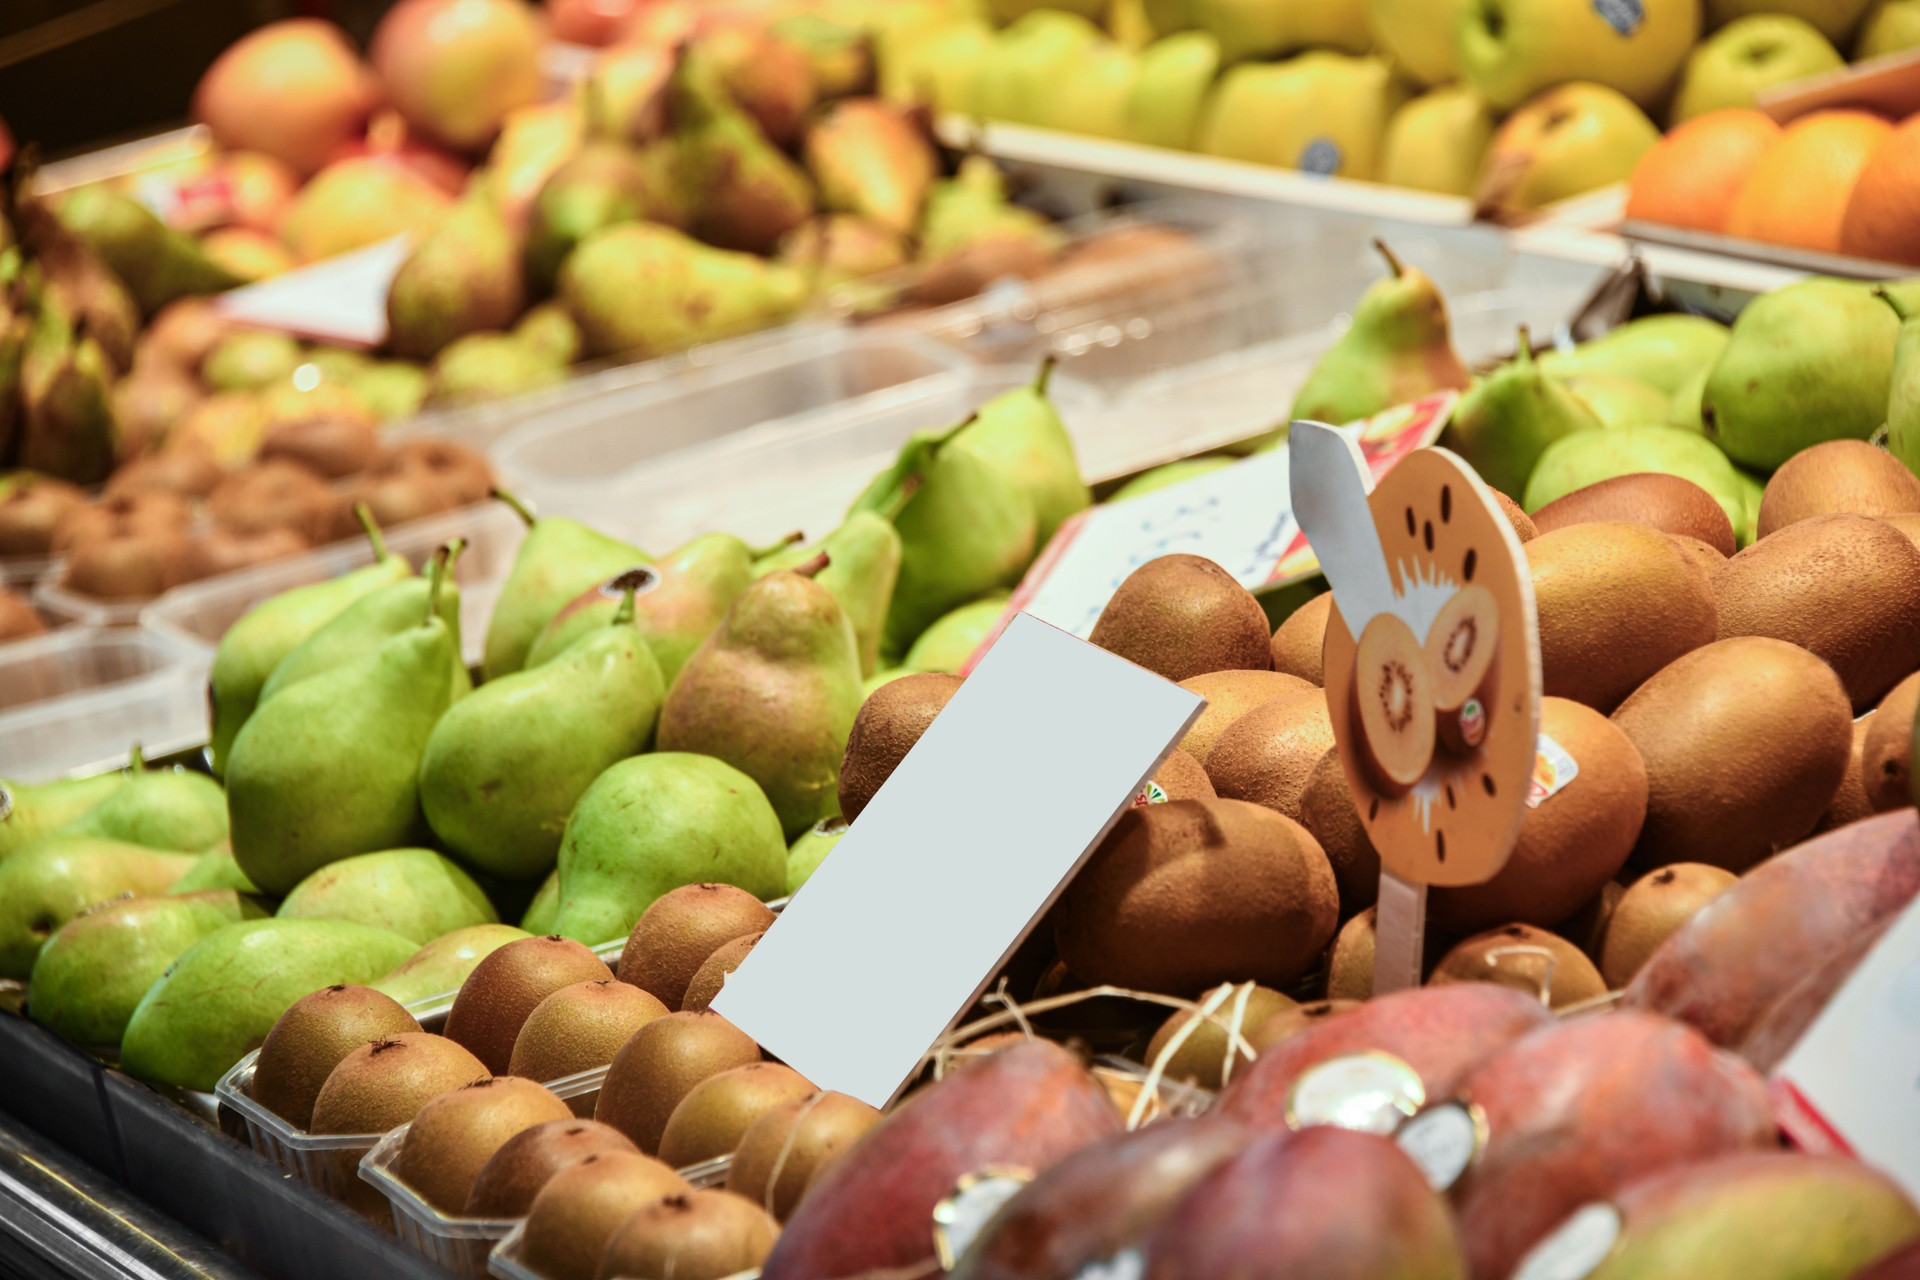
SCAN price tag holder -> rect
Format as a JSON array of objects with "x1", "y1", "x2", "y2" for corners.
[
  {"x1": 1771, "y1": 893, "x2": 1920, "y2": 1199},
  {"x1": 214, "y1": 234, "x2": 412, "y2": 347},
  {"x1": 712, "y1": 612, "x2": 1204, "y2": 1108}
]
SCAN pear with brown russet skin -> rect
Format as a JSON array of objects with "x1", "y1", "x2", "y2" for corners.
[
  {"x1": 669, "y1": 45, "x2": 816, "y2": 255},
  {"x1": 805, "y1": 99, "x2": 936, "y2": 235},
  {"x1": 386, "y1": 188, "x2": 525, "y2": 360}
]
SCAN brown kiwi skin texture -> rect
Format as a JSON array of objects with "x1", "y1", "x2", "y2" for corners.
[
  {"x1": 594, "y1": 1011, "x2": 762, "y2": 1154},
  {"x1": 1428, "y1": 923, "x2": 1607, "y2": 1009},
  {"x1": 0, "y1": 475, "x2": 87, "y2": 555},
  {"x1": 1530, "y1": 472, "x2": 1736, "y2": 555},
  {"x1": 1668, "y1": 533, "x2": 1729, "y2": 578},
  {"x1": 1203, "y1": 687, "x2": 1334, "y2": 822},
  {"x1": 251, "y1": 984, "x2": 422, "y2": 1130},
  {"x1": 258, "y1": 415, "x2": 382, "y2": 479},
  {"x1": 681, "y1": 931, "x2": 764, "y2": 1012},
  {"x1": 1599, "y1": 863, "x2": 1737, "y2": 990},
  {"x1": 386, "y1": 437, "x2": 495, "y2": 506},
  {"x1": 1558, "y1": 880, "x2": 1626, "y2": 964},
  {"x1": 1861, "y1": 672, "x2": 1920, "y2": 814},
  {"x1": 1296, "y1": 747, "x2": 1381, "y2": 920},
  {"x1": 394, "y1": 1076, "x2": 575, "y2": 1213},
  {"x1": 837, "y1": 672, "x2": 961, "y2": 822},
  {"x1": 1089, "y1": 553, "x2": 1272, "y2": 683},
  {"x1": 1493, "y1": 488, "x2": 1537, "y2": 543},
  {"x1": 1269, "y1": 593, "x2": 1332, "y2": 685},
  {"x1": 618, "y1": 884, "x2": 776, "y2": 1011},
  {"x1": 725, "y1": 1091, "x2": 882, "y2": 1222},
  {"x1": 520, "y1": 1150, "x2": 689, "y2": 1280},
  {"x1": 656, "y1": 1061, "x2": 816, "y2": 1169},
  {"x1": 309, "y1": 1032, "x2": 488, "y2": 1136},
  {"x1": 1175, "y1": 670, "x2": 1314, "y2": 762},
  {"x1": 1245, "y1": 999, "x2": 1361, "y2": 1054},
  {"x1": 0, "y1": 588, "x2": 47, "y2": 641},
  {"x1": 444, "y1": 935, "x2": 614, "y2": 1076},
  {"x1": 507, "y1": 979, "x2": 670, "y2": 1104},
  {"x1": 51, "y1": 491, "x2": 192, "y2": 553},
  {"x1": 1818, "y1": 714, "x2": 1878, "y2": 834},
  {"x1": 1756, "y1": 439, "x2": 1920, "y2": 540},
  {"x1": 1143, "y1": 748, "x2": 1214, "y2": 802},
  {"x1": 207, "y1": 460, "x2": 342, "y2": 544},
  {"x1": 464, "y1": 1118, "x2": 638, "y2": 1218},
  {"x1": 597, "y1": 1188, "x2": 780, "y2": 1280}
]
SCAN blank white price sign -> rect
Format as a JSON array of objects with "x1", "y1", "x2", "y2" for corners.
[{"x1": 713, "y1": 612, "x2": 1204, "y2": 1108}]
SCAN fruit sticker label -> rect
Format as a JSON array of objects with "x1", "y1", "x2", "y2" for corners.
[
  {"x1": 1396, "y1": 1101, "x2": 1486, "y2": 1191},
  {"x1": 1300, "y1": 139, "x2": 1343, "y2": 178},
  {"x1": 1513, "y1": 1202, "x2": 1623, "y2": 1280},
  {"x1": 932, "y1": 1168, "x2": 1034, "y2": 1268},
  {"x1": 1592, "y1": 0, "x2": 1643, "y2": 35},
  {"x1": 1526, "y1": 734, "x2": 1579, "y2": 809},
  {"x1": 1076, "y1": 1248, "x2": 1146, "y2": 1280},
  {"x1": 1132, "y1": 779, "x2": 1170, "y2": 806},
  {"x1": 1285, "y1": 1052, "x2": 1426, "y2": 1134}
]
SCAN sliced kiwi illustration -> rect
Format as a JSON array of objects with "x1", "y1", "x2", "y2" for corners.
[
  {"x1": 1426, "y1": 584, "x2": 1500, "y2": 756},
  {"x1": 1350, "y1": 612, "x2": 1436, "y2": 795}
]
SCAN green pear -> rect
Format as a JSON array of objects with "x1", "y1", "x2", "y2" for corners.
[
  {"x1": 1734, "y1": 468, "x2": 1764, "y2": 547},
  {"x1": 167, "y1": 845, "x2": 261, "y2": 895},
  {"x1": 951, "y1": 359, "x2": 1092, "y2": 548},
  {"x1": 1539, "y1": 314, "x2": 1731, "y2": 396},
  {"x1": 1885, "y1": 289, "x2": 1920, "y2": 477},
  {"x1": 516, "y1": 303, "x2": 584, "y2": 367},
  {"x1": 1555, "y1": 373, "x2": 1673, "y2": 430},
  {"x1": 861, "y1": 667, "x2": 913, "y2": 698},
  {"x1": 671, "y1": 46, "x2": 816, "y2": 255},
  {"x1": 259, "y1": 542, "x2": 468, "y2": 707},
  {"x1": 386, "y1": 188, "x2": 525, "y2": 361},
  {"x1": 1196, "y1": 54, "x2": 1408, "y2": 180},
  {"x1": 0, "y1": 772, "x2": 127, "y2": 862},
  {"x1": 1669, "y1": 366, "x2": 1711, "y2": 434},
  {"x1": 422, "y1": 574, "x2": 666, "y2": 879},
  {"x1": 917, "y1": 155, "x2": 1064, "y2": 261},
  {"x1": 1107, "y1": 456, "x2": 1237, "y2": 501},
  {"x1": 853, "y1": 418, "x2": 1039, "y2": 656},
  {"x1": 756, "y1": 514, "x2": 903, "y2": 678},
  {"x1": 1673, "y1": 15, "x2": 1844, "y2": 122},
  {"x1": 226, "y1": 582, "x2": 459, "y2": 895},
  {"x1": 370, "y1": 922, "x2": 530, "y2": 1005},
  {"x1": 276, "y1": 848, "x2": 497, "y2": 943},
  {"x1": 777, "y1": 216, "x2": 911, "y2": 288},
  {"x1": 1444, "y1": 329, "x2": 1606, "y2": 497},
  {"x1": 54, "y1": 750, "x2": 227, "y2": 852},
  {"x1": 552, "y1": 753, "x2": 787, "y2": 944},
  {"x1": 1381, "y1": 85, "x2": 1497, "y2": 197},
  {"x1": 55, "y1": 185, "x2": 242, "y2": 315},
  {"x1": 1701, "y1": 279, "x2": 1899, "y2": 471},
  {"x1": 1859, "y1": 0, "x2": 1920, "y2": 57},
  {"x1": 345, "y1": 360, "x2": 430, "y2": 422},
  {"x1": 658, "y1": 562, "x2": 865, "y2": 837},
  {"x1": 1037, "y1": 44, "x2": 1143, "y2": 139},
  {"x1": 119, "y1": 918, "x2": 417, "y2": 1091},
  {"x1": 13, "y1": 186, "x2": 139, "y2": 372},
  {"x1": 209, "y1": 508, "x2": 412, "y2": 775},
  {"x1": 526, "y1": 143, "x2": 682, "y2": 294},
  {"x1": 428, "y1": 331, "x2": 567, "y2": 404},
  {"x1": 902, "y1": 592, "x2": 1009, "y2": 673},
  {"x1": 28, "y1": 891, "x2": 260, "y2": 1050},
  {"x1": 974, "y1": 13, "x2": 1105, "y2": 126},
  {"x1": 19, "y1": 304, "x2": 118, "y2": 485},
  {"x1": 787, "y1": 817, "x2": 847, "y2": 895},
  {"x1": 0, "y1": 837, "x2": 196, "y2": 977},
  {"x1": 1522, "y1": 424, "x2": 1749, "y2": 529},
  {"x1": 1123, "y1": 31, "x2": 1221, "y2": 150},
  {"x1": 202, "y1": 331, "x2": 303, "y2": 392},
  {"x1": 769, "y1": 12, "x2": 874, "y2": 98},
  {"x1": 483, "y1": 490, "x2": 650, "y2": 680},
  {"x1": 558, "y1": 222, "x2": 808, "y2": 361},
  {"x1": 521, "y1": 868, "x2": 561, "y2": 934},
  {"x1": 1291, "y1": 242, "x2": 1472, "y2": 426},
  {"x1": 879, "y1": 20, "x2": 994, "y2": 113},
  {"x1": 806, "y1": 99, "x2": 938, "y2": 234}
]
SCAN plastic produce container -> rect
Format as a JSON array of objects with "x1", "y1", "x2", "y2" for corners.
[
  {"x1": 215, "y1": 1052, "x2": 390, "y2": 1214},
  {"x1": 0, "y1": 625, "x2": 211, "y2": 780}
]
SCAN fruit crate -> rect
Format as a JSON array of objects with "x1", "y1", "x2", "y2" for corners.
[
  {"x1": 0, "y1": 624, "x2": 212, "y2": 780},
  {"x1": 215, "y1": 1051, "x2": 398, "y2": 1217},
  {"x1": 483, "y1": 1152, "x2": 735, "y2": 1280}
]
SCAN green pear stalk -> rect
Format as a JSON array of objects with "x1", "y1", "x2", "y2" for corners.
[{"x1": 1442, "y1": 325, "x2": 1603, "y2": 498}]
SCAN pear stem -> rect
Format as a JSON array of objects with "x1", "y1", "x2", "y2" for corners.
[
  {"x1": 1878, "y1": 287, "x2": 1911, "y2": 323},
  {"x1": 353, "y1": 503, "x2": 389, "y2": 562},
  {"x1": 879, "y1": 474, "x2": 923, "y2": 523},
  {"x1": 751, "y1": 531, "x2": 806, "y2": 560},
  {"x1": 1514, "y1": 326, "x2": 1534, "y2": 364},
  {"x1": 492, "y1": 488, "x2": 537, "y2": 529},
  {"x1": 1373, "y1": 239, "x2": 1405, "y2": 278},
  {"x1": 128, "y1": 744, "x2": 144, "y2": 773},
  {"x1": 793, "y1": 551, "x2": 830, "y2": 579},
  {"x1": 612, "y1": 580, "x2": 642, "y2": 627},
  {"x1": 425, "y1": 540, "x2": 464, "y2": 625},
  {"x1": 1033, "y1": 354, "x2": 1057, "y2": 397}
]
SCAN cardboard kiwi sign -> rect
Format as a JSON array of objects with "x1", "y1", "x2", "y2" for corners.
[{"x1": 1291, "y1": 421, "x2": 1543, "y2": 993}]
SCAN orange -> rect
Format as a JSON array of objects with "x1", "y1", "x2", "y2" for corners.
[
  {"x1": 1725, "y1": 110, "x2": 1893, "y2": 253},
  {"x1": 1625, "y1": 109, "x2": 1781, "y2": 234},
  {"x1": 1840, "y1": 114, "x2": 1920, "y2": 266}
]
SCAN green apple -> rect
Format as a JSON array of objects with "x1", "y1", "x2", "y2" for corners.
[
  {"x1": 1381, "y1": 84, "x2": 1498, "y2": 196},
  {"x1": 973, "y1": 11, "x2": 1105, "y2": 125},
  {"x1": 1672, "y1": 15, "x2": 1844, "y2": 122},
  {"x1": 1037, "y1": 44, "x2": 1142, "y2": 137},
  {"x1": 1124, "y1": 31, "x2": 1221, "y2": 148},
  {"x1": 1858, "y1": 0, "x2": 1920, "y2": 56},
  {"x1": 1187, "y1": 0, "x2": 1370, "y2": 60},
  {"x1": 1706, "y1": 0, "x2": 1872, "y2": 44},
  {"x1": 1475, "y1": 81, "x2": 1659, "y2": 217},
  {"x1": 1196, "y1": 52, "x2": 1409, "y2": 179},
  {"x1": 1366, "y1": 0, "x2": 1469, "y2": 86},
  {"x1": 1459, "y1": 0, "x2": 1700, "y2": 110}
]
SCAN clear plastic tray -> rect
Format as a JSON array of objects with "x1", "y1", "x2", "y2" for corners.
[
  {"x1": 216, "y1": 1052, "x2": 394, "y2": 1214},
  {"x1": 0, "y1": 625, "x2": 212, "y2": 780},
  {"x1": 483, "y1": 1154, "x2": 736, "y2": 1280}
]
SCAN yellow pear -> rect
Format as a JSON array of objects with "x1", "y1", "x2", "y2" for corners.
[
  {"x1": 1367, "y1": 0, "x2": 1470, "y2": 87},
  {"x1": 1382, "y1": 84, "x2": 1498, "y2": 196},
  {"x1": 1459, "y1": 0, "x2": 1700, "y2": 110},
  {"x1": 1475, "y1": 82, "x2": 1659, "y2": 220},
  {"x1": 1196, "y1": 52, "x2": 1409, "y2": 180}
]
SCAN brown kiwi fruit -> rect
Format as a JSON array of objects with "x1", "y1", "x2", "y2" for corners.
[
  {"x1": 393, "y1": 1076, "x2": 574, "y2": 1213},
  {"x1": 140, "y1": 298, "x2": 231, "y2": 372},
  {"x1": 333, "y1": 466, "x2": 458, "y2": 539},
  {"x1": 1527, "y1": 521, "x2": 1718, "y2": 713},
  {"x1": 909, "y1": 236, "x2": 1054, "y2": 307},
  {"x1": 1611, "y1": 636, "x2": 1853, "y2": 873},
  {"x1": 1140, "y1": 747, "x2": 1214, "y2": 803},
  {"x1": 0, "y1": 588, "x2": 47, "y2": 641},
  {"x1": 724, "y1": 1092, "x2": 881, "y2": 1223},
  {"x1": 520, "y1": 1151, "x2": 690, "y2": 1280},
  {"x1": 656, "y1": 1061, "x2": 816, "y2": 1168},
  {"x1": 1246, "y1": 999, "x2": 1361, "y2": 1053},
  {"x1": 1861, "y1": 672, "x2": 1920, "y2": 813},
  {"x1": 1599, "y1": 863, "x2": 1737, "y2": 989},
  {"x1": 1204, "y1": 687, "x2": 1336, "y2": 821},
  {"x1": 837, "y1": 672, "x2": 962, "y2": 822},
  {"x1": 251, "y1": 984, "x2": 422, "y2": 1129},
  {"x1": 309, "y1": 1032, "x2": 488, "y2": 1135},
  {"x1": 1089, "y1": 553, "x2": 1272, "y2": 683},
  {"x1": 598, "y1": 1188, "x2": 781, "y2": 1280},
  {"x1": 465, "y1": 1118, "x2": 639, "y2": 1217},
  {"x1": 385, "y1": 438, "x2": 495, "y2": 505},
  {"x1": 1142, "y1": 983, "x2": 1295, "y2": 1089},
  {"x1": 1710, "y1": 514, "x2": 1920, "y2": 711},
  {"x1": 208, "y1": 460, "x2": 342, "y2": 544},
  {"x1": 594, "y1": 1011, "x2": 762, "y2": 1153},
  {"x1": 1668, "y1": 533, "x2": 1729, "y2": 577},
  {"x1": 1428, "y1": 924, "x2": 1606, "y2": 1009},
  {"x1": 1492, "y1": 488, "x2": 1537, "y2": 542},
  {"x1": 258, "y1": 415, "x2": 382, "y2": 479},
  {"x1": 1269, "y1": 593, "x2": 1332, "y2": 684},
  {"x1": 1295, "y1": 747, "x2": 1381, "y2": 918},
  {"x1": 1175, "y1": 670, "x2": 1315, "y2": 761},
  {"x1": 1558, "y1": 880, "x2": 1626, "y2": 964},
  {"x1": 176, "y1": 526, "x2": 310, "y2": 583},
  {"x1": 110, "y1": 360, "x2": 203, "y2": 457},
  {"x1": 104, "y1": 447, "x2": 224, "y2": 500},
  {"x1": 507, "y1": 979, "x2": 670, "y2": 1105},
  {"x1": 1349, "y1": 612, "x2": 1435, "y2": 794},
  {"x1": 617, "y1": 885, "x2": 776, "y2": 1011},
  {"x1": 1425, "y1": 584, "x2": 1500, "y2": 755},
  {"x1": 0, "y1": 476, "x2": 87, "y2": 555},
  {"x1": 52, "y1": 491, "x2": 193, "y2": 553},
  {"x1": 62, "y1": 530, "x2": 194, "y2": 598},
  {"x1": 1756, "y1": 440, "x2": 1920, "y2": 538},
  {"x1": 1881, "y1": 512, "x2": 1920, "y2": 552},
  {"x1": 1428, "y1": 697, "x2": 1647, "y2": 934},
  {"x1": 1818, "y1": 714, "x2": 1877, "y2": 834},
  {"x1": 1529, "y1": 473, "x2": 1737, "y2": 555},
  {"x1": 444, "y1": 935, "x2": 615, "y2": 1075},
  {"x1": 1326, "y1": 910, "x2": 1379, "y2": 1002},
  {"x1": 681, "y1": 932, "x2": 764, "y2": 1012}
]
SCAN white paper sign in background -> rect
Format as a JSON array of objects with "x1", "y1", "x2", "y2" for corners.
[
  {"x1": 215, "y1": 234, "x2": 412, "y2": 348},
  {"x1": 712, "y1": 613, "x2": 1203, "y2": 1108}
]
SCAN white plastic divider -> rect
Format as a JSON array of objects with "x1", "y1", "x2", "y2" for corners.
[{"x1": 0, "y1": 625, "x2": 212, "y2": 780}]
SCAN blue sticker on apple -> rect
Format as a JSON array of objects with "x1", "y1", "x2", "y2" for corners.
[
  {"x1": 1301, "y1": 140, "x2": 1342, "y2": 177},
  {"x1": 1593, "y1": 0, "x2": 1643, "y2": 34}
]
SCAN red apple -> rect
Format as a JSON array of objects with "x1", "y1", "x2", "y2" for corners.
[
  {"x1": 370, "y1": 0, "x2": 546, "y2": 152},
  {"x1": 546, "y1": 0, "x2": 646, "y2": 46},
  {"x1": 193, "y1": 19, "x2": 380, "y2": 175}
]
